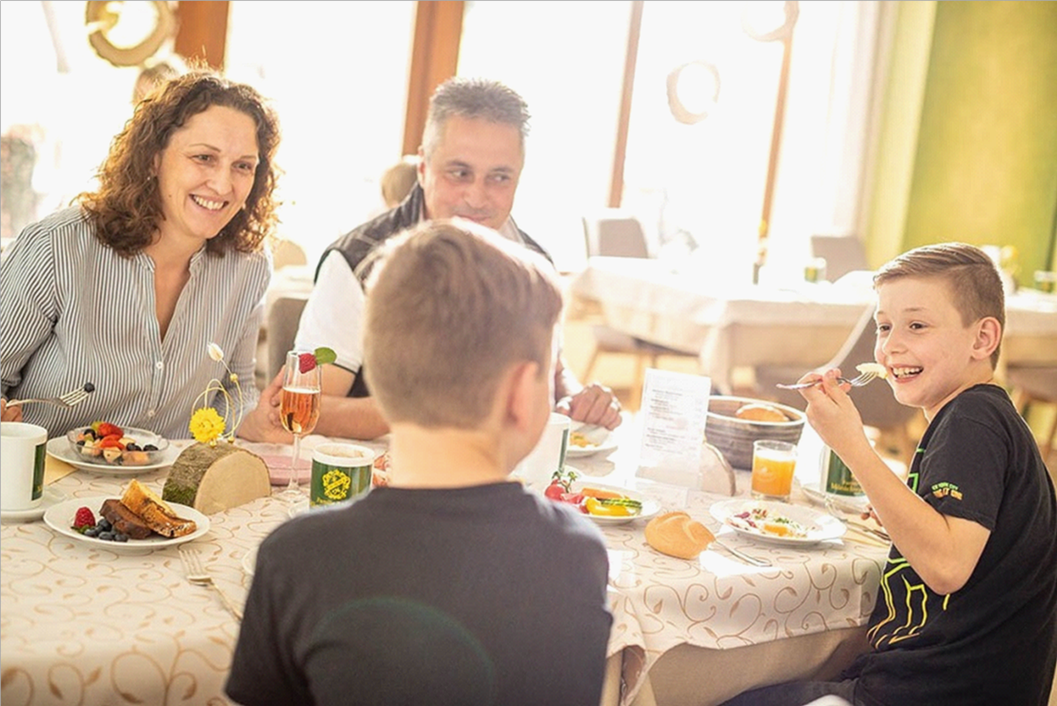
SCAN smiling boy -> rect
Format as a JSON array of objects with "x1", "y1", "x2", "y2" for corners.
[{"x1": 721, "y1": 243, "x2": 1057, "y2": 705}]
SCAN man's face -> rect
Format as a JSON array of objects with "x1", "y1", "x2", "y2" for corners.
[{"x1": 418, "y1": 115, "x2": 523, "y2": 231}]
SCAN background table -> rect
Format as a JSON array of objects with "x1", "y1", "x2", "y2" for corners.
[{"x1": 571, "y1": 256, "x2": 1057, "y2": 393}]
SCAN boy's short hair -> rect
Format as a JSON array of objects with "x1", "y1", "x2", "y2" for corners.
[
  {"x1": 874, "y1": 242, "x2": 1005, "y2": 367},
  {"x1": 362, "y1": 220, "x2": 563, "y2": 428}
]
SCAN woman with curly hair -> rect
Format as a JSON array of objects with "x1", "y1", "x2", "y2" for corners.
[{"x1": 1, "y1": 69, "x2": 282, "y2": 439}]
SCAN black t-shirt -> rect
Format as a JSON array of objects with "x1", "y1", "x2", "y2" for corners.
[
  {"x1": 226, "y1": 482, "x2": 612, "y2": 706},
  {"x1": 846, "y1": 384, "x2": 1057, "y2": 706}
]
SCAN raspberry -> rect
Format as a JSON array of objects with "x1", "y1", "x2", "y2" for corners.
[
  {"x1": 298, "y1": 352, "x2": 317, "y2": 373},
  {"x1": 73, "y1": 507, "x2": 95, "y2": 531}
]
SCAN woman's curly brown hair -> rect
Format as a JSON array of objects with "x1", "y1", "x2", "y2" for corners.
[{"x1": 80, "y1": 69, "x2": 281, "y2": 257}]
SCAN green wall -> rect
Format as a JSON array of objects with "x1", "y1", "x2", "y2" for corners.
[{"x1": 869, "y1": 1, "x2": 1057, "y2": 283}]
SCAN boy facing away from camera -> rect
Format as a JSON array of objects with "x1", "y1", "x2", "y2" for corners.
[
  {"x1": 722, "y1": 242, "x2": 1057, "y2": 706},
  {"x1": 226, "y1": 220, "x2": 612, "y2": 706}
]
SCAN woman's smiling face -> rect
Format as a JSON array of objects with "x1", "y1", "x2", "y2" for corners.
[{"x1": 154, "y1": 105, "x2": 259, "y2": 247}]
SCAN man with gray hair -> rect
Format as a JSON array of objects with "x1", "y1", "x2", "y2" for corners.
[{"x1": 287, "y1": 77, "x2": 622, "y2": 440}]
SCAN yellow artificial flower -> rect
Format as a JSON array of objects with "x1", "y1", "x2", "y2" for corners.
[{"x1": 189, "y1": 407, "x2": 226, "y2": 444}]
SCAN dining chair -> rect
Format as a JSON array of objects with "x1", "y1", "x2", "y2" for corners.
[
  {"x1": 810, "y1": 234, "x2": 868, "y2": 282},
  {"x1": 578, "y1": 210, "x2": 701, "y2": 407},
  {"x1": 753, "y1": 305, "x2": 921, "y2": 461},
  {"x1": 1006, "y1": 365, "x2": 1057, "y2": 461},
  {"x1": 266, "y1": 295, "x2": 309, "y2": 378}
]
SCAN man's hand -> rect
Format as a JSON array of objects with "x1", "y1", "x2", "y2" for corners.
[
  {"x1": 237, "y1": 370, "x2": 293, "y2": 443},
  {"x1": 1, "y1": 398, "x2": 22, "y2": 423},
  {"x1": 555, "y1": 382, "x2": 622, "y2": 430}
]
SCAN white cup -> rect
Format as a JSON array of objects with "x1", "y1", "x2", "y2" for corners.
[
  {"x1": 1, "y1": 422, "x2": 48, "y2": 511},
  {"x1": 513, "y1": 412, "x2": 571, "y2": 491}
]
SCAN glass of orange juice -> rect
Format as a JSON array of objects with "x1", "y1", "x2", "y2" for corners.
[{"x1": 751, "y1": 439, "x2": 798, "y2": 501}]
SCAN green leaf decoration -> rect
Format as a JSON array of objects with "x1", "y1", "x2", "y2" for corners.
[{"x1": 314, "y1": 347, "x2": 337, "y2": 366}]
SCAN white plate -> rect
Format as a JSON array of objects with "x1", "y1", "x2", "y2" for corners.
[
  {"x1": 46, "y1": 436, "x2": 179, "y2": 474},
  {"x1": 1, "y1": 486, "x2": 67, "y2": 522},
  {"x1": 569, "y1": 481, "x2": 660, "y2": 525},
  {"x1": 710, "y1": 499, "x2": 846, "y2": 546},
  {"x1": 801, "y1": 482, "x2": 870, "y2": 515},
  {"x1": 242, "y1": 546, "x2": 258, "y2": 577},
  {"x1": 566, "y1": 425, "x2": 618, "y2": 458},
  {"x1": 43, "y1": 496, "x2": 210, "y2": 552}
]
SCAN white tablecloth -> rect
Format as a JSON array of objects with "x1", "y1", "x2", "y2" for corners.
[{"x1": 572, "y1": 257, "x2": 1057, "y2": 392}]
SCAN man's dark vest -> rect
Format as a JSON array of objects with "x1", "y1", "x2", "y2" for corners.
[{"x1": 315, "y1": 183, "x2": 551, "y2": 398}]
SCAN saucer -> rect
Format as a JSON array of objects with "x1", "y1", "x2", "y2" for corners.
[{"x1": 1, "y1": 486, "x2": 67, "y2": 523}]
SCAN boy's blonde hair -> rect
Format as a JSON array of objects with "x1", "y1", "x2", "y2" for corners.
[
  {"x1": 362, "y1": 220, "x2": 563, "y2": 428},
  {"x1": 874, "y1": 242, "x2": 1005, "y2": 367}
]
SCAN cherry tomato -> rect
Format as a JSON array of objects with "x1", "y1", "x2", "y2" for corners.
[{"x1": 544, "y1": 482, "x2": 566, "y2": 501}]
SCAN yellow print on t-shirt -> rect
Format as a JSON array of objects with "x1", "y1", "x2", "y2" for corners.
[
  {"x1": 930, "y1": 481, "x2": 962, "y2": 501},
  {"x1": 867, "y1": 555, "x2": 950, "y2": 648}
]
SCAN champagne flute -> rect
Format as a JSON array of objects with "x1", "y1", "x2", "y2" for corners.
[{"x1": 279, "y1": 350, "x2": 322, "y2": 500}]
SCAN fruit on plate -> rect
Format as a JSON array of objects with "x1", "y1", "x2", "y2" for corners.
[{"x1": 70, "y1": 423, "x2": 163, "y2": 466}]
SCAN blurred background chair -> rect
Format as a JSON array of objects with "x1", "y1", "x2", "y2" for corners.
[
  {"x1": 1006, "y1": 365, "x2": 1057, "y2": 461},
  {"x1": 579, "y1": 210, "x2": 701, "y2": 407},
  {"x1": 754, "y1": 305, "x2": 921, "y2": 463},
  {"x1": 272, "y1": 238, "x2": 308, "y2": 270},
  {"x1": 265, "y1": 296, "x2": 309, "y2": 380},
  {"x1": 811, "y1": 234, "x2": 868, "y2": 282}
]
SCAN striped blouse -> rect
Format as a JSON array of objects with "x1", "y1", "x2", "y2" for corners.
[{"x1": 1, "y1": 206, "x2": 270, "y2": 440}]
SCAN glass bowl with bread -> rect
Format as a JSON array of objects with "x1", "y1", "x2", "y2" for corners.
[
  {"x1": 66, "y1": 422, "x2": 169, "y2": 467},
  {"x1": 704, "y1": 396, "x2": 805, "y2": 471}
]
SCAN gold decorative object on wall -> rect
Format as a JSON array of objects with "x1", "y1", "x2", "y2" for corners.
[
  {"x1": 666, "y1": 60, "x2": 721, "y2": 125},
  {"x1": 85, "y1": 0, "x2": 176, "y2": 67}
]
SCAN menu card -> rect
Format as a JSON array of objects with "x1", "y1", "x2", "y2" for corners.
[{"x1": 636, "y1": 368, "x2": 712, "y2": 489}]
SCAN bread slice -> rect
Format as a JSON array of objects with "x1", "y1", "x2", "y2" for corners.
[
  {"x1": 99, "y1": 498, "x2": 153, "y2": 539},
  {"x1": 121, "y1": 479, "x2": 197, "y2": 538},
  {"x1": 645, "y1": 511, "x2": 715, "y2": 559}
]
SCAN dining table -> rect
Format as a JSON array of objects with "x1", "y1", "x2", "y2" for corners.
[
  {"x1": 2, "y1": 420, "x2": 893, "y2": 706},
  {"x1": 571, "y1": 256, "x2": 1057, "y2": 394}
]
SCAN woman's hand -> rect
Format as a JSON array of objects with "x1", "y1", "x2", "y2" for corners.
[
  {"x1": 1, "y1": 399, "x2": 23, "y2": 423},
  {"x1": 237, "y1": 371, "x2": 293, "y2": 443}
]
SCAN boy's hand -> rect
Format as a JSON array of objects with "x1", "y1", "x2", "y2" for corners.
[
  {"x1": 797, "y1": 368, "x2": 869, "y2": 455},
  {"x1": 555, "y1": 383, "x2": 622, "y2": 430}
]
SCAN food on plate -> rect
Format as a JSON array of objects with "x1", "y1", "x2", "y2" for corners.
[
  {"x1": 734, "y1": 403, "x2": 788, "y2": 423},
  {"x1": 372, "y1": 452, "x2": 390, "y2": 487},
  {"x1": 569, "y1": 431, "x2": 596, "y2": 448},
  {"x1": 645, "y1": 511, "x2": 715, "y2": 559},
  {"x1": 162, "y1": 443, "x2": 271, "y2": 514},
  {"x1": 855, "y1": 362, "x2": 888, "y2": 379},
  {"x1": 542, "y1": 470, "x2": 643, "y2": 517},
  {"x1": 69, "y1": 421, "x2": 164, "y2": 465},
  {"x1": 98, "y1": 498, "x2": 153, "y2": 539},
  {"x1": 121, "y1": 479, "x2": 197, "y2": 538},
  {"x1": 726, "y1": 505, "x2": 808, "y2": 539},
  {"x1": 69, "y1": 480, "x2": 198, "y2": 542}
]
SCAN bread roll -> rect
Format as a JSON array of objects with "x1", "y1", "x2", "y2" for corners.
[
  {"x1": 121, "y1": 479, "x2": 197, "y2": 538},
  {"x1": 734, "y1": 403, "x2": 787, "y2": 423},
  {"x1": 645, "y1": 511, "x2": 715, "y2": 559}
]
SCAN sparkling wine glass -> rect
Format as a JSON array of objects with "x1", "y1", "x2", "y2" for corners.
[{"x1": 279, "y1": 350, "x2": 321, "y2": 501}]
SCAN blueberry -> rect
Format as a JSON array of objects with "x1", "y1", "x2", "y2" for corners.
[
  {"x1": 97, "y1": 531, "x2": 115, "y2": 541},
  {"x1": 113, "y1": 532, "x2": 128, "y2": 542},
  {"x1": 83, "y1": 527, "x2": 99, "y2": 537},
  {"x1": 83, "y1": 382, "x2": 95, "y2": 393},
  {"x1": 126, "y1": 443, "x2": 140, "y2": 451},
  {"x1": 98, "y1": 518, "x2": 112, "y2": 531},
  {"x1": 143, "y1": 444, "x2": 158, "y2": 451}
]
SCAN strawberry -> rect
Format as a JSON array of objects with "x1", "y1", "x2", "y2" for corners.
[
  {"x1": 96, "y1": 422, "x2": 123, "y2": 438},
  {"x1": 73, "y1": 506, "x2": 95, "y2": 531},
  {"x1": 298, "y1": 352, "x2": 317, "y2": 373}
]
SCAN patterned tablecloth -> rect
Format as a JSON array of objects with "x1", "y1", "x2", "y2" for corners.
[{"x1": 2, "y1": 431, "x2": 888, "y2": 706}]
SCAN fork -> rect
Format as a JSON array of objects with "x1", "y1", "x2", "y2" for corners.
[
  {"x1": 7, "y1": 383, "x2": 95, "y2": 409},
  {"x1": 179, "y1": 546, "x2": 244, "y2": 620},
  {"x1": 775, "y1": 371, "x2": 879, "y2": 390}
]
